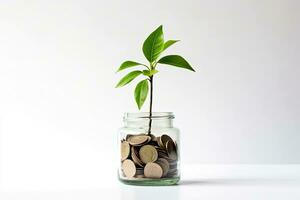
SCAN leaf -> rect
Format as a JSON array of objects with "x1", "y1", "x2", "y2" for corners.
[
  {"x1": 142, "y1": 69, "x2": 158, "y2": 77},
  {"x1": 157, "y1": 55, "x2": 195, "y2": 72},
  {"x1": 117, "y1": 61, "x2": 144, "y2": 72},
  {"x1": 134, "y1": 79, "x2": 149, "y2": 110},
  {"x1": 142, "y1": 25, "x2": 164, "y2": 63},
  {"x1": 115, "y1": 70, "x2": 142, "y2": 88},
  {"x1": 163, "y1": 40, "x2": 179, "y2": 51}
]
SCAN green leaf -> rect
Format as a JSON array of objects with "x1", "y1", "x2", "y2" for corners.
[
  {"x1": 163, "y1": 40, "x2": 179, "y2": 51},
  {"x1": 157, "y1": 55, "x2": 195, "y2": 72},
  {"x1": 134, "y1": 79, "x2": 149, "y2": 110},
  {"x1": 117, "y1": 61, "x2": 144, "y2": 72},
  {"x1": 115, "y1": 70, "x2": 142, "y2": 88},
  {"x1": 142, "y1": 25, "x2": 164, "y2": 63},
  {"x1": 142, "y1": 69, "x2": 159, "y2": 77}
]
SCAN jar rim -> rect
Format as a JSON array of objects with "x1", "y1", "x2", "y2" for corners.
[{"x1": 124, "y1": 112, "x2": 174, "y2": 120}]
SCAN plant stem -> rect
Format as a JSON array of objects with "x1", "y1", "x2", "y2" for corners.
[{"x1": 148, "y1": 75, "x2": 153, "y2": 135}]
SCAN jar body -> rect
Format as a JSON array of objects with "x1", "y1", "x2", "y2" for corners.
[{"x1": 118, "y1": 112, "x2": 180, "y2": 186}]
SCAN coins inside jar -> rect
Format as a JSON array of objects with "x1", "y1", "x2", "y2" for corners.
[
  {"x1": 166, "y1": 140, "x2": 177, "y2": 160},
  {"x1": 131, "y1": 146, "x2": 144, "y2": 167},
  {"x1": 155, "y1": 158, "x2": 170, "y2": 177},
  {"x1": 144, "y1": 162, "x2": 163, "y2": 178},
  {"x1": 121, "y1": 141, "x2": 130, "y2": 161},
  {"x1": 139, "y1": 145, "x2": 158, "y2": 164},
  {"x1": 121, "y1": 159, "x2": 136, "y2": 178},
  {"x1": 120, "y1": 133, "x2": 178, "y2": 179},
  {"x1": 160, "y1": 134, "x2": 173, "y2": 148},
  {"x1": 127, "y1": 134, "x2": 151, "y2": 146}
]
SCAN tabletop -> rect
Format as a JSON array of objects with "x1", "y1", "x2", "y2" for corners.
[{"x1": 1, "y1": 164, "x2": 299, "y2": 200}]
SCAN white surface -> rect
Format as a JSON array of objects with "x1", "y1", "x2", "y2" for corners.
[
  {"x1": 0, "y1": 164, "x2": 300, "y2": 200},
  {"x1": 0, "y1": 1, "x2": 299, "y2": 182}
]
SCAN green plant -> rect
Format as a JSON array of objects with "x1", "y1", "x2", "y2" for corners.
[{"x1": 116, "y1": 25, "x2": 195, "y2": 134}]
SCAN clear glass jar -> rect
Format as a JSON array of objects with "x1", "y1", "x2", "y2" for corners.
[{"x1": 118, "y1": 112, "x2": 180, "y2": 186}]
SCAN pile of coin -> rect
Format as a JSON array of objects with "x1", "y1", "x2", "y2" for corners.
[{"x1": 120, "y1": 133, "x2": 178, "y2": 179}]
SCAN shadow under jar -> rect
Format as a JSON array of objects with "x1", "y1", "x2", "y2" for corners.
[{"x1": 118, "y1": 112, "x2": 180, "y2": 186}]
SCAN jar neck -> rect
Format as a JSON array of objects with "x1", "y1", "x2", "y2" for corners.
[{"x1": 123, "y1": 112, "x2": 174, "y2": 128}]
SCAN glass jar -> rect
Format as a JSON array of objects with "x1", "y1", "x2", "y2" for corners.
[{"x1": 118, "y1": 112, "x2": 180, "y2": 186}]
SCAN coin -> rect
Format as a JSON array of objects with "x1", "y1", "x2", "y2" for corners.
[
  {"x1": 169, "y1": 161, "x2": 178, "y2": 168},
  {"x1": 157, "y1": 136, "x2": 165, "y2": 149},
  {"x1": 131, "y1": 146, "x2": 144, "y2": 167},
  {"x1": 127, "y1": 134, "x2": 151, "y2": 146},
  {"x1": 156, "y1": 158, "x2": 169, "y2": 177},
  {"x1": 144, "y1": 162, "x2": 163, "y2": 178},
  {"x1": 166, "y1": 140, "x2": 177, "y2": 160},
  {"x1": 156, "y1": 147, "x2": 168, "y2": 154},
  {"x1": 135, "y1": 168, "x2": 144, "y2": 175},
  {"x1": 121, "y1": 141, "x2": 130, "y2": 161},
  {"x1": 158, "y1": 153, "x2": 169, "y2": 160},
  {"x1": 125, "y1": 134, "x2": 133, "y2": 141},
  {"x1": 167, "y1": 169, "x2": 178, "y2": 176},
  {"x1": 139, "y1": 145, "x2": 158, "y2": 164},
  {"x1": 169, "y1": 164, "x2": 177, "y2": 172},
  {"x1": 122, "y1": 159, "x2": 136, "y2": 178},
  {"x1": 156, "y1": 148, "x2": 169, "y2": 159},
  {"x1": 160, "y1": 134, "x2": 173, "y2": 147},
  {"x1": 167, "y1": 169, "x2": 178, "y2": 177}
]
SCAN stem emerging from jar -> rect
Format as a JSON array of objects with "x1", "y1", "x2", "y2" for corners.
[
  {"x1": 148, "y1": 74, "x2": 153, "y2": 135},
  {"x1": 147, "y1": 62, "x2": 156, "y2": 135}
]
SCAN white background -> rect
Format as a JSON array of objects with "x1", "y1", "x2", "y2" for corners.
[{"x1": 0, "y1": 0, "x2": 299, "y2": 191}]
